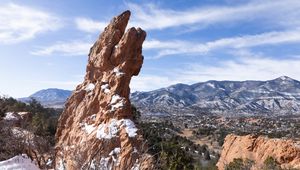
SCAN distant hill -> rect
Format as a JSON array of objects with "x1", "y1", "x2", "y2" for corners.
[
  {"x1": 131, "y1": 76, "x2": 300, "y2": 116},
  {"x1": 19, "y1": 88, "x2": 72, "y2": 108}
]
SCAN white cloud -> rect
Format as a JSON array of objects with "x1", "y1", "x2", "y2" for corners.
[
  {"x1": 0, "y1": 3, "x2": 62, "y2": 44},
  {"x1": 131, "y1": 51, "x2": 300, "y2": 91},
  {"x1": 176, "y1": 57, "x2": 300, "y2": 84},
  {"x1": 72, "y1": 1, "x2": 300, "y2": 33},
  {"x1": 144, "y1": 29, "x2": 300, "y2": 58},
  {"x1": 130, "y1": 75, "x2": 177, "y2": 92},
  {"x1": 127, "y1": 0, "x2": 300, "y2": 30},
  {"x1": 31, "y1": 41, "x2": 93, "y2": 56},
  {"x1": 38, "y1": 80, "x2": 80, "y2": 91},
  {"x1": 75, "y1": 17, "x2": 107, "y2": 33}
]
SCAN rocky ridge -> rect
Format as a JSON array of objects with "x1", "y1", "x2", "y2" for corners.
[
  {"x1": 217, "y1": 134, "x2": 300, "y2": 169},
  {"x1": 55, "y1": 11, "x2": 153, "y2": 169}
]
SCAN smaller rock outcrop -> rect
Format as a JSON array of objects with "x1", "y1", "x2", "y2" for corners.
[{"x1": 217, "y1": 134, "x2": 300, "y2": 169}]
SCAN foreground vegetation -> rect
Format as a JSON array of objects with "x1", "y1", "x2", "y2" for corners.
[
  {"x1": 1, "y1": 98, "x2": 299, "y2": 169},
  {"x1": 0, "y1": 96, "x2": 61, "y2": 162},
  {"x1": 225, "y1": 156, "x2": 295, "y2": 170},
  {"x1": 138, "y1": 121, "x2": 218, "y2": 170}
]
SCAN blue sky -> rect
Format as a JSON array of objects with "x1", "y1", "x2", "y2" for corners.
[{"x1": 1, "y1": 0, "x2": 300, "y2": 97}]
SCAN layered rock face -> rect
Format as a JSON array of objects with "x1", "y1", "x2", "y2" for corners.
[
  {"x1": 217, "y1": 134, "x2": 300, "y2": 169},
  {"x1": 55, "y1": 11, "x2": 153, "y2": 170}
]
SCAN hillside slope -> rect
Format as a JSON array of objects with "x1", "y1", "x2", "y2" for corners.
[{"x1": 19, "y1": 88, "x2": 72, "y2": 108}]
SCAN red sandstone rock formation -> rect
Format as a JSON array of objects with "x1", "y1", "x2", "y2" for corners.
[
  {"x1": 217, "y1": 134, "x2": 300, "y2": 170},
  {"x1": 55, "y1": 10, "x2": 153, "y2": 170}
]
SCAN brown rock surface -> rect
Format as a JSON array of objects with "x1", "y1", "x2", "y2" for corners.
[
  {"x1": 217, "y1": 134, "x2": 300, "y2": 170},
  {"x1": 55, "y1": 10, "x2": 153, "y2": 170}
]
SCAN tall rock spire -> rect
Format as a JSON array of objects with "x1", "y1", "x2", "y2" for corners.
[{"x1": 55, "y1": 10, "x2": 153, "y2": 170}]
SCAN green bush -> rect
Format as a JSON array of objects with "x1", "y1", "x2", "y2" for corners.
[
  {"x1": 263, "y1": 157, "x2": 281, "y2": 170},
  {"x1": 225, "y1": 158, "x2": 254, "y2": 170}
]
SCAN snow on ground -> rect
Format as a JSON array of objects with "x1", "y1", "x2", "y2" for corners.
[
  {"x1": 96, "y1": 119, "x2": 138, "y2": 139},
  {"x1": 0, "y1": 154, "x2": 40, "y2": 170},
  {"x1": 4, "y1": 112, "x2": 19, "y2": 121},
  {"x1": 113, "y1": 68, "x2": 125, "y2": 76}
]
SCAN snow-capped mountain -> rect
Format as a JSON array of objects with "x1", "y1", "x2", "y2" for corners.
[
  {"x1": 18, "y1": 76, "x2": 300, "y2": 115},
  {"x1": 131, "y1": 76, "x2": 300, "y2": 116},
  {"x1": 19, "y1": 88, "x2": 72, "y2": 108}
]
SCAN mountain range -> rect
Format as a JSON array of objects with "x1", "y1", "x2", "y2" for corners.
[
  {"x1": 131, "y1": 76, "x2": 300, "y2": 116},
  {"x1": 17, "y1": 76, "x2": 300, "y2": 115}
]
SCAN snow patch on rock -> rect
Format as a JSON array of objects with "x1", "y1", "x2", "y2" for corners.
[
  {"x1": 46, "y1": 159, "x2": 52, "y2": 166},
  {"x1": 110, "y1": 94, "x2": 125, "y2": 111},
  {"x1": 101, "y1": 84, "x2": 110, "y2": 94},
  {"x1": 110, "y1": 94, "x2": 122, "y2": 104},
  {"x1": 96, "y1": 119, "x2": 119, "y2": 139},
  {"x1": 109, "y1": 147, "x2": 121, "y2": 166},
  {"x1": 82, "y1": 123, "x2": 96, "y2": 134},
  {"x1": 120, "y1": 119, "x2": 138, "y2": 137},
  {"x1": 113, "y1": 68, "x2": 125, "y2": 76},
  {"x1": 131, "y1": 159, "x2": 140, "y2": 170},
  {"x1": 99, "y1": 157, "x2": 111, "y2": 170},
  {"x1": 111, "y1": 101, "x2": 124, "y2": 111},
  {"x1": 96, "y1": 119, "x2": 138, "y2": 139},
  {"x1": 85, "y1": 83, "x2": 95, "y2": 91},
  {"x1": 57, "y1": 158, "x2": 65, "y2": 170}
]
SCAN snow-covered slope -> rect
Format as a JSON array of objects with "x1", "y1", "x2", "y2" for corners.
[
  {"x1": 0, "y1": 154, "x2": 40, "y2": 170},
  {"x1": 131, "y1": 76, "x2": 300, "y2": 116}
]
